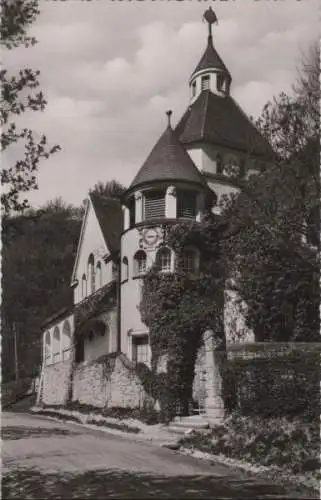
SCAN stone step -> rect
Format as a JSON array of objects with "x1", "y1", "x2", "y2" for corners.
[
  {"x1": 171, "y1": 420, "x2": 209, "y2": 430},
  {"x1": 166, "y1": 425, "x2": 191, "y2": 435}
]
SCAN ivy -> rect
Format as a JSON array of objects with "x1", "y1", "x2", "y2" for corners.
[{"x1": 139, "y1": 216, "x2": 226, "y2": 419}]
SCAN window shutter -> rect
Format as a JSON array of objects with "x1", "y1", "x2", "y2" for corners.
[{"x1": 144, "y1": 191, "x2": 165, "y2": 219}]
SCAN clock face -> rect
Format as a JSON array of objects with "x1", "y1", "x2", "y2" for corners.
[{"x1": 143, "y1": 229, "x2": 158, "y2": 246}]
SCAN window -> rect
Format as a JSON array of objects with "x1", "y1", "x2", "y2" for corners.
[
  {"x1": 53, "y1": 326, "x2": 61, "y2": 363},
  {"x1": 201, "y1": 75, "x2": 210, "y2": 91},
  {"x1": 88, "y1": 254, "x2": 95, "y2": 294},
  {"x1": 132, "y1": 335, "x2": 149, "y2": 364},
  {"x1": 62, "y1": 320, "x2": 71, "y2": 361},
  {"x1": 96, "y1": 262, "x2": 102, "y2": 289},
  {"x1": 192, "y1": 81, "x2": 196, "y2": 97},
  {"x1": 216, "y1": 153, "x2": 223, "y2": 175},
  {"x1": 177, "y1": 190, "x2": 197, "y2": 219},
  {"x1": 143, "y1": 190, "x2": 165, "y2": 220},
  {"x1": 217, "y1": 73, "x2": 225, "y2": 92},
  {"x1": 122, "y1": 257, "x2": 129, "y2": 281},
  {"x1": 156, "y1": 247, "x2": 172, "y2": 272},
  {"x1": 81, "y1": 274, "x2": 87, "y2": 299},
  {"x1": 134, "y1": 250, "x2": 147, "y2": 276},
  {"x1": 45, "y1": 331, "x2": 51, "y2": 364},
  {"x1": 112, "y1": 262, "x2": 118, "y2": 281},
  {"x1": 181, "y1": 249, "x2": 198, "y2": 274},
  {"x1": 128, "y1": 197, "x2": 136, "y2": 228}
]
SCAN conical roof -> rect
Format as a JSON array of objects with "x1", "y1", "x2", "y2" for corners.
[
  {"x1": 191, "y1": 35, "x2": 231, "y2": 80},
  {"x1": 175, "y1": 90, "x2": 275, "y2": 160},
  {"x1": 129, "y1": 119, "x2": 207, "y2": 190}
]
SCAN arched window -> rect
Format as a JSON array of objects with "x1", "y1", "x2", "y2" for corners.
[
  {"x1": 62, "y1": 320, "x2": 71, "y2": 361},
  {"x1": 53, "y1": 326, "x2": 61, "y2": 363},
  {"x1": 216, "y1": 153, "x2": 223, "y2": 175},
  {"x1": 81, "y1": 274, "x2": 87, "y2": 299},
  {"x1": 88, "y1": 254, "x2": 95, "y2": 294},
  {"x1": 133, "y1": 250, "x2": 147, "y2": 276},
  {"x1": 44, "y1": 331, "x2": 51, "y2": 365},
  {"x1": 181, "y1": 248, "x2": 198, "y2": 274},
  {"x1": 122, "y1": 257, "x2": 129, "y2": 281},
  {"x1": 96, "y1": 261, "x2": 102, "y2": 289},
  {"x1": 156, "y1": 247, "x2": 172, "y2": 273}
]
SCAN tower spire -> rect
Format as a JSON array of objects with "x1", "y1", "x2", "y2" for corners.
[{"x1": 203, "y1": 7, "x2": 218, "y2": 41}]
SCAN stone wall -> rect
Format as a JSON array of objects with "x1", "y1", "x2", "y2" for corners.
[
  {"x1": 72, "y1": 353, "x2": 154, "y2": 409},
  {"x1": 193, "y1": 342, "x2": 206, "y2": 409},
  {"x1": 42, "y1": 359, "x2": 72, "y2": 406}
]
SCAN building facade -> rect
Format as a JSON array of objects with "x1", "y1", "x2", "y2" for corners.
[{"x1": 40, "y1": 9, "x2": 274, "y2": 411}]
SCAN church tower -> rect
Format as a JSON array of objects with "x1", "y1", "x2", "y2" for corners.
[
  {"x1": 176, "y1": 7, "x2": 274, "y2": 213},
  {"x1": 120, "y1": 8, "x2": 274, "y2": 364},
  {"x1": 120, "y1": 111, "x2": 213, "y2": 364}
]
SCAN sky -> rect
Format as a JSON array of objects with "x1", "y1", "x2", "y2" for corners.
[{"x1": 4, "y1": 0, "x2": 319, "y2": 209}]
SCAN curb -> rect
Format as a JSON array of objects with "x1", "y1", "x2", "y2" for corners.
[{"x1": 30, "y1": 408, "x2": 180, "y2": 447}]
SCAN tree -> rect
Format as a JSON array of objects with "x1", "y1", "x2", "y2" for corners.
[
  {"x1": 89, "y1": 180, "x2": 126, "y2": 199},
  {"x1": 1, "y1": 0, "x2": 60, "y2": 214},
  {"x1": 221, "y1": 43, "x2": 319, "y2": 342},
  {"x1": 2, "y1": 200, "x2": 81, "y2": 379}
]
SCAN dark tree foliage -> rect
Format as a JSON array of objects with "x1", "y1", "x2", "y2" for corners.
[
  {"x1": 221, "y1": 43, "x2": 319, "y2": 342},
  {"x1": 1, "y1": 0, "x2": 60, "y2": 213},
  {"x1": 89, "y1": 180, "x2": 126, "y2": 199},
  {"x1": 2, "y1": 199, "x2": 82, "y2": 380}
]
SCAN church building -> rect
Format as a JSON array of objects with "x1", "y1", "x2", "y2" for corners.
[{"x1": 39, "y1": 9, "x2": 274, "y2": 412}]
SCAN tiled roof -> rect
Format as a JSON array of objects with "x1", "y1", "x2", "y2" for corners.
[
  {"x1": 90, "y1": 193, "x2": 123, "y2": 256},
  {"x1": 191, "y1": 36, "x2": 230, "y2": 79},
  {"x1": 175, "y1": 90, "x2": 275, "y2": 159},
  {"x1": 129, "y1": 124, "x2": 207, "y2": 190}
]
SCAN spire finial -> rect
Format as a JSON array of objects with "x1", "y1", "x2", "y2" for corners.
[
  {"x1": 166, "y1": 110, "x2": 172, "y2": 128},
  {"x1": 203, "y1": 7, "x2": 218, "y2": 40}
]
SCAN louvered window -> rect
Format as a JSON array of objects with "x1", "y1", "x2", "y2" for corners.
[
  {"x1": 201, "y1": 75, "x2": 210, "y2": 91},
  {"x1": 177, "y1": 191, "x2": 197, "y2": 219},
  {"x1": 143, "y1": 190, "x2": 165, "y2": 220}
]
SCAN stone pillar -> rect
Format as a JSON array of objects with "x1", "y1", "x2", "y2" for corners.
[
  {"x1": 203, "y1": 330, "x2": 225, "y2": 425},
  {"x1": 135, "y1": 191, "x2": 142, "y2": 224},
  {"x1": 123, "y1": 205, "x2": 130, "y2": 231},
  {"x1": 165, "y1": 186, "x2": 177, "y2": 219}
]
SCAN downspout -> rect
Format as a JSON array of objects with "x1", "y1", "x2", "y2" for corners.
[{"x1": 116, "y1": 255, "x2": 121, "y2": 353}]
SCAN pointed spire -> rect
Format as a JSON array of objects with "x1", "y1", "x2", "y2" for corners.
[
  {"x1": 166, "y1": 110, "x2": 173, "y2": 128},
  {"x1": 203, "y1": 7, "x2": 218, "y2": 42}
]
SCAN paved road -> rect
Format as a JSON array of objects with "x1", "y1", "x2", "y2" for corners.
[{"x1": 2, "y1": 412, "x2": 317, "y2": 499}]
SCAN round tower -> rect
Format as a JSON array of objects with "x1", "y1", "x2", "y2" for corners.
[{"x1": 120, "y1": 112, "x2": 213, "y2": 364}]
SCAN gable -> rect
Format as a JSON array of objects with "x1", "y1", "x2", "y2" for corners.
[{"x1": 71, "y1": 198, "x2": 109, "y2": 285}]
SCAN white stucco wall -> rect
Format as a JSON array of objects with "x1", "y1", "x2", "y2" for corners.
[
  {"x1": 120, "y1": 227, "x2": 151, "y2": 356},
  {"x1": 73, "y1": 200, "x2": 113, "y2": 305},
  {"x1": 43, "y1": 313, "x2": 74, "y2": 366},
  {"x1": 83, "y1": 309, "x2": 117, "y2": 362}
]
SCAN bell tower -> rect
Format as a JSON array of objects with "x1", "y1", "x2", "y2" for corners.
[{"x1": 189, "y1": 7, "x2": 232, "y2": 102}]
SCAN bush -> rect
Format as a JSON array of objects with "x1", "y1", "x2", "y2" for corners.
[
  {"x1": 179, "y1": 413, "x2": 320, "y2": 477},
  {"x1": 224, "y1": 344, "x2": 320, "y2": 420}
]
